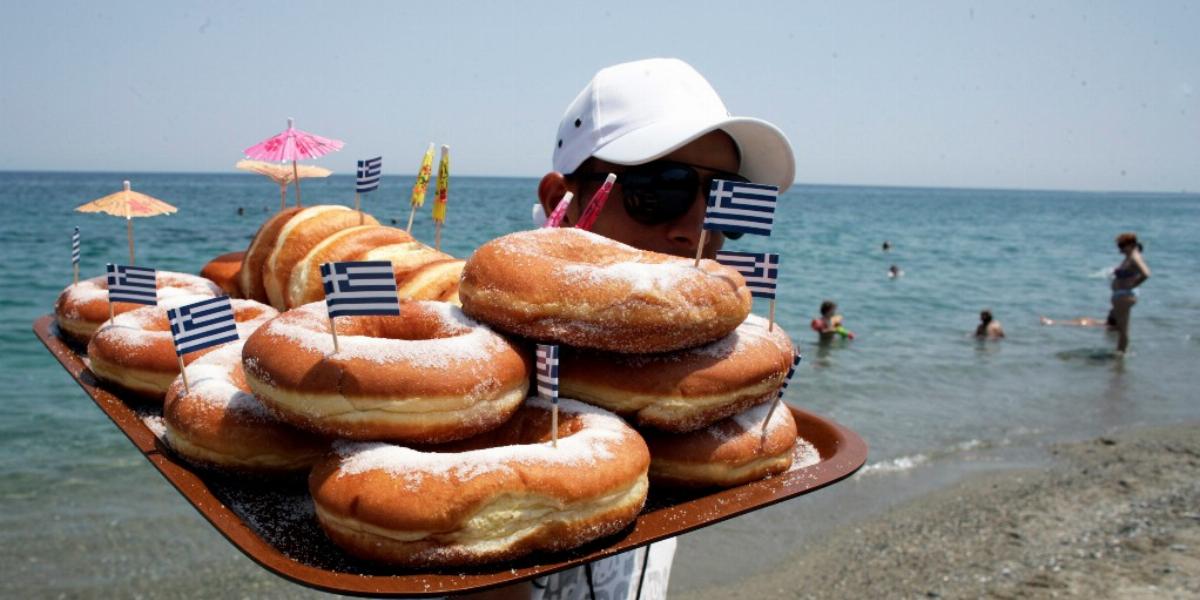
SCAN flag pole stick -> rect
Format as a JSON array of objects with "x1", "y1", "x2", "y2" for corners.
[
  {"x1": 108, "y1": 298, "x2": 115, "y2": 322},
  {"x1": 693, "y1": 230, "x2": 709, "y2": 267},
  {"x1": 551, "y1": 400, "x2": 559, "y2": 448},
  {"x1": 434, "y1": 223, "x2": 443, "y2": 251},
  {"x1": 73, "y1": 264, "x2": 79, "y2": 285},
  {"x1": 406, "y1": 205, "x2": 417, "y2": 233},
  {"x1": 355, "y1": 192, "x2": 362, "y2": 225},
  {"x1": 177, "y1": 354, "x2": 191, "y2": 395},
  {"x1": 769, "y1": 298, "x2": 777, "y2": 331},
  {"x1": 763, "y1": 392, "x2": 782, "y2": 436},
  {"x1": 328, "y1": 314, "x2": 340, "y2": 353}
]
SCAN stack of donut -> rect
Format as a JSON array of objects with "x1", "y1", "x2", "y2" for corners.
[
  {"x1": 199, "y1": 205, "x2": 465, "y2": 310},
  {"x1": 460, "y1": 227, "x2": 807, "y2": 488}
]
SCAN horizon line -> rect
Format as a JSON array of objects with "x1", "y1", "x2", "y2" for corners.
[{"x1": 0, "y1": 169, "x2": 1194, "y2": 197}]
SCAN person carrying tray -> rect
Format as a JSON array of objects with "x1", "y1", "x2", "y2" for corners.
[{"x1": 466, "y1": 57, "x2": 795, "y2": 600}]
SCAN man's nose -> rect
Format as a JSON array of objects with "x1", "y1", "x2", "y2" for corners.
[{"x1": 664, "y1": 191, "x2": 709, "y2": 254}]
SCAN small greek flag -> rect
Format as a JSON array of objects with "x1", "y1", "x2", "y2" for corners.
[
  {"x1": 715, "y1": 251, "x2": 779, "y2": 299},
  {"x1": 535, "y1": 344, "x2": 560, "y2": 402},
  {"x1": 106, "y1": 263, "x2": 157, "y2": 305},
  {"x1": 356, "y1": 156, "x2": 382, "y2": 193},
  {"x1": 320, "y1": 261, "x2": 400, "y2": 318},
  {"x1": 167, "y1": 296, "x2": 239, "y2": 356},
  {"x1": 780, "y1": 352, "x2": 802, "y2": 397},
  {"x1": 71, "y1": 227, "x2": 81, "y2": 265},
  {"x1": 703, "y1": 179, "x2": 779, "y2": 236}
]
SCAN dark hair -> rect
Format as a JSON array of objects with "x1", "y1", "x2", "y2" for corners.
[
  {"x1": 820, "y1": 300, "x2": 836, "y2": 317},
  {"x1": 1115, "y1": 232, "x2": 1138, "y2": 249},
  {"x1": 980, "y1": 309, "x2": 993, "y2": 323}
]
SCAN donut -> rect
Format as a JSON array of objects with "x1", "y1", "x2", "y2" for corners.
[
  {"x1": 284, "y1": 225, "x2": 413, "y2": 308},
  {"x1": 87, "y1": 297, "x2": 278, "y2": 400},
  {"x1": 239, "y1": 207, "x2": 302, "y2": 303},
  {"x1": 560, "y1": 314, "x2": 795, "y2": 432},
  {"x1": 396, "y1": 259, "x2": 465, "y2": 304},
  {"x1": 162, "y1": 342, "x2": 327, "y2": 473},
  {"x1": 54, "y1": 272, "x2": 223, "y2": 347},
  {"x1": 459, "y1": 228, "x2": 751, "y2": 353},
  {"x1": 200, "y1": 251, "x2": 246, "y2": 297},
  {"x1": 643, "y1": 401, "x2": 810, "y2": 488},
  {"x1": 261, "y1": 205, "x2": 379, "y2": 309},
  {"x1": 242, "y1": 300, "x2": 530, "y2": 443},
  {"x1": 309, "y1": 397, "x2": 649, "y2": 567}
]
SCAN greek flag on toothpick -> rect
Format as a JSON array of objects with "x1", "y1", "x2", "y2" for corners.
[
  {"x1": 106, "y1": 263, "x2": 157, "y2": 305},
  {"x1": 715, "y1": 251, "x2": 779, "y2": 299},
  {"x1": 167, "y1": 296, "x2": 239, "y2": 356},
  {"x1": 320, "y1": 261, "x2": 400, "y2": 318},
  {"x1": 356, "y1": 156, "x2": 382, "y2": 193},
  {"x1": 781, "y1": 352, "x2": 802, "y2": 398},
  {"x1": 71, "y1": 227, "x2": 81, "y2": 265},
  {"x1": 535, "y1": 344, "x2": 560, "y2": 403},
  {"x1": 703, "y1": 179, "x2": 778, "y2": 236}
]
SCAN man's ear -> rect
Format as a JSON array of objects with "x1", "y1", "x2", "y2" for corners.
[{"x1": 537, "y1": 172, "x2": 574, "y2": 226}]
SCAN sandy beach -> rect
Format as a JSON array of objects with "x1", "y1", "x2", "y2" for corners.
[{"x1": 689, "y1": 423, "x2": 1200, "y2": 599}]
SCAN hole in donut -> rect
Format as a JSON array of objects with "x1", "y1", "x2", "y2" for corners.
[{"x1": 334, "y1": 307, "x2": 470, "y2": 342}]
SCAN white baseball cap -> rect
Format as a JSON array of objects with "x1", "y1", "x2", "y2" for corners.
[{"x1": 552, "y1": 58, "x2": 795, "y2": 192}]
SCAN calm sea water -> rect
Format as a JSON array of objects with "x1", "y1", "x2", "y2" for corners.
[{"x1": 2, "y1": 171, "x2": 1198, "y2": 596}]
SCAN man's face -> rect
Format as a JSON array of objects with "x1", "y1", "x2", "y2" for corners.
[{"x1": 546, "y1": 130, "x2": 741, "y2": 259}]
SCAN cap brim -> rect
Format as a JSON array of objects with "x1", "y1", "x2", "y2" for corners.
[{"x1": 592, "y1": 116, "x2": 796, "y2": 192}]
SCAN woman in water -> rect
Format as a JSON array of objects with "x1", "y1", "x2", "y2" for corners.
[
  {"x1": 975, "y1": 309, "x2": 1005, "y2": 339},
  {"x1": 1110, "y1": 232, "x2": 1150, "y2": 353},
  {"x1": 814, "y1": 300, "x2": 855, "y2": 341}
]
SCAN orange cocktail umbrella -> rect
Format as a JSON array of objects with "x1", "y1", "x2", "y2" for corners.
[
  {"x1": 75, "y1": 180, "x2": 177, "y2": 265},
  {"x1": 236, "y1": 160, "x2": 333, "y2": 210}
]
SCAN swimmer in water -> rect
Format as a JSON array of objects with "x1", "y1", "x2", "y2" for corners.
[
  {"x1": 882, "y1": 240, "x2": 891, "y2": 252},
  {"x1": 888, "y1": 264, "x2": 903, "y2": 278},
  {"x1": 975, "y1": 309, "x2": 1005, "y2": 339},
  {"x1": 814, "y1": 300, "x2": 854, "y2": 341},
  {"x1": 1110, "y1": 232, "x2": 1150, "y2": 353}
]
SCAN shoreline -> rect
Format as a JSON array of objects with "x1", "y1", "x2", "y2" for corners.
[{"x1": 682, "y1": 422, "x2": 1200, "y2": 599}]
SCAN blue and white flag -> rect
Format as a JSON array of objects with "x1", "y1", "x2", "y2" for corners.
[
  {"x1": 106, "y1": 263, "x2": 157, "y2": 305},
  {"x1": 780, "y1": 351, "x2": 802, "y2": 398},
  {"x1": 715, "y1": 251, "x2": 779, "y2": 300},
  {"x1": 703, "y1": 179, "x2": 779, "y2": 236},
  {"x1": 71, "y1": 227, "x2": 81, "y2": 265},
  {"x1": 320, "y1": 261, "x2": 400, "y2": 318},
  {"x1": 535, "y1": 343, "x2": 560, "y2": 403},
  {"x1": 356, "y1": 156, "x2": 382, "y2": 193},
  {"x1": 167, "y1": 296, "x2": 239, "y2": 356}
]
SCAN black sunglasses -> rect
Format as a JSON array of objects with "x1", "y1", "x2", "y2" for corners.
[{"x1": 572, "y1": 160, "x2": 749, "y2": 237}]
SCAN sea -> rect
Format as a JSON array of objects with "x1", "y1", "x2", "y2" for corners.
[{"x1": 1, "y1": 171, "x2": 1197, "y2": 597}]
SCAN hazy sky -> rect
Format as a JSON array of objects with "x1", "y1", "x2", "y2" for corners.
[{"x1": 1, "y1": 1, "x2": 1196, "y2": 192}]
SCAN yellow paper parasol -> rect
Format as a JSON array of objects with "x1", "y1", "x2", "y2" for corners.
[
  {"x1": 236, "y1": 160, "x2": 333, "y2": 210},
  {"x1": 75, "y1": 180, "x2": 176, "y2": 265}
]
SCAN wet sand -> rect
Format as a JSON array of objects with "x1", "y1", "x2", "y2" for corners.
[{"x1": 687, "y1": 423, "x2": 1200, "y2": 599}]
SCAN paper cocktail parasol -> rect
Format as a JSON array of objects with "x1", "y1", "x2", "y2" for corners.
[
  {"x1": 243, "y1": 118, "x2": 343, "y2": 207},
  {"x1": 75, "y1": 180, "x2": 177, "y2": 265},
  {"x1": 236, "y1": 160, "x2": 333, "y2": 211},
  {"x1": 406, "y1": 143, "x2": 435, "y2": 232}
]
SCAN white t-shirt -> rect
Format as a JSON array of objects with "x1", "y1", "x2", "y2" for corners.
[{"x1": 530, "y1": 538, "x2": 677, "y2": 600}]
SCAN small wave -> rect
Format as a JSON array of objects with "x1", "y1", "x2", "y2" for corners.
[{"x1": 857, "y1": 453, "x2": 929, "y2": 475}]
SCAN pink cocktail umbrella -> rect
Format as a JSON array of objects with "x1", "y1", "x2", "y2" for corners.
[{"x1": 243, "y1": 118, "x2": 344, "y2": 207}]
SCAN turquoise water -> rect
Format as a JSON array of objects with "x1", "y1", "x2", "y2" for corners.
[{"x1": 2, "y1": 172, "x2": 1199, "y2": 596}]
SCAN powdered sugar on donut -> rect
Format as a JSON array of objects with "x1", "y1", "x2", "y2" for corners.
[
  {"x1": 181, "y1": 342, "x2": 273, "y2": 419},
  {"x1": 266, "y1": 301, "x2": 505, "y2": 368},
  {"x1": 691, "y1": 313, "x2": 793, "y2": 360},
  {"x1": 334, "y1": 397, "x2": 628, "y2": 488}
]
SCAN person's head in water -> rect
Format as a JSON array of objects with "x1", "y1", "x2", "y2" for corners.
[
  {"x1": 979, "y1": 309, "x2": 993, "y2": 325},
  {"x1": 820, "y1": 300, "x2": 837, "y2": 318},
  {"x1": 538, "y1": 58, "x2": 795, "y2": 259},
  {"x1": 882, "y1": 240, "x2": 891, "y2": 251}
]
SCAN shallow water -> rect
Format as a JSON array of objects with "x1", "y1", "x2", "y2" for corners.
[{"x1": 1, "y1": 172, "x2": 1198, "y2": 596}]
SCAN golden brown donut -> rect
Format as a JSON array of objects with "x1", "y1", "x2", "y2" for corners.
[
  {"x1": 200, "y1": 251, "x2": 246, "y2": 297},
  {"x1": 396, "y1": 259, "x2": 465, "y2": 304},
  {"x1": 643, "y1": 401, "x2": 812, "y2": 488},
  {"x1": 162, "y1": 342, "x2": 327, "y2": 473},
  {"x1": 239, "y1": 207, "x2": 302, "y2": 303},
  {"x1": 54, "y1": 272, "x2": 223, "y2": 347},
  {"x1": 242, "y1": 300, "x2": 530, "y2": 443},
  {"x1": 309, "y1": 397, "x2": 649, "y2": 567},
  {"x1": 87, "y1": 297, "x2": 278, "y2": 400},
  {"x1": 284, "y1": 225, "x2": 414, "y2": 307},
  {"x1": 261, "y1": 205, "x2": 379, "y2": 309},
  {"x1": 561, "y1": 314, "x2": 795, "y2": 432},
  {"x1": 459, "y1": 228, "x2": 751, "y2": 353}
]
